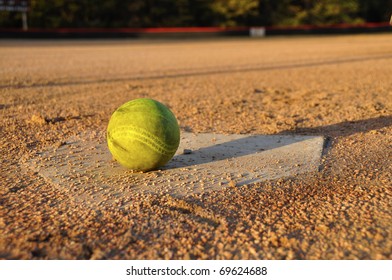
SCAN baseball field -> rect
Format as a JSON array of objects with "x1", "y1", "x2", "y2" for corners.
[{"x1": 1, "y1": 33, "x2": 391, "y2": 259}]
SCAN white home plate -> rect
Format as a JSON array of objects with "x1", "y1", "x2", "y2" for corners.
[{"x1": 24, "y1": 131, "x2": 324, "y2": 207}]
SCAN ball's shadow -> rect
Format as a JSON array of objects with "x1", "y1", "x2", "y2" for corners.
[{"x1": 162, "y1": 133, "x2": 319, "y2": 170}]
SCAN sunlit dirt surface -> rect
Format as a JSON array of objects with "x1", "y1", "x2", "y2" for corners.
[{"x1": 1, "y1": 34, "x2": 391, "y2": 259}]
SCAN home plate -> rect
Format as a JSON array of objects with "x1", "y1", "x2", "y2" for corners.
[{"x1": 23, "y1": 131, "x2": 324, "y2": 207}]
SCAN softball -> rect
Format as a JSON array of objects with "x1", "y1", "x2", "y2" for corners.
[{"x1": 107, "y1": 98, "x2": 180, "y2": 172}]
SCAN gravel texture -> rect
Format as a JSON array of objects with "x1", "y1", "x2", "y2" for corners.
[{"x1": 1, "y1": 34, "x2": 391, "y2": 259}]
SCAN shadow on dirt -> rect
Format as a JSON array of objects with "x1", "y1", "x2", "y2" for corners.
[
  {"x1": 280, "y1": 115, "x2": 392, "y2": 137},
  {"x1": 2, "y1": 53, "x2": 392, "y2": 89}
]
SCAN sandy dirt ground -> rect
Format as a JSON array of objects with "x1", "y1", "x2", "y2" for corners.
[{"x1": 1, "y1": 34, "x2": 391, "y2": 259}]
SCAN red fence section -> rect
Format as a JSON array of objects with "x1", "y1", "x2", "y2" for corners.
[{"x1": 0, "y1": 22, "x2": 390, "y2": 38}]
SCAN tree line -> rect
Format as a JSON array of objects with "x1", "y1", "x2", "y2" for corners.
[{"x1": 1, "y1": 0, "x2": 391, "y2": 29}]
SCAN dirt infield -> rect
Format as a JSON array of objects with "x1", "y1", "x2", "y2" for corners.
[{"x1": 1, "y1": 34, "x2": 391, "y2": 259}]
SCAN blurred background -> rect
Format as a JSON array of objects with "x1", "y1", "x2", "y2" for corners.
[{"x1": 1, "y1": 0, "x2": 391, "y2": 29}]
